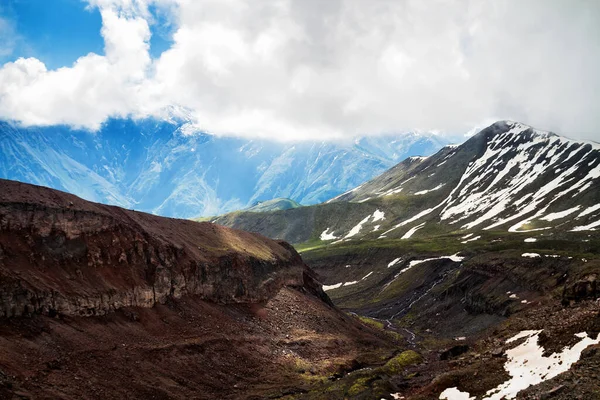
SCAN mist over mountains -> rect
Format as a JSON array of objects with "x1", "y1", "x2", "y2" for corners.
[{"x1": 0, "y1": 118, "x2": 448, "y2": 218}]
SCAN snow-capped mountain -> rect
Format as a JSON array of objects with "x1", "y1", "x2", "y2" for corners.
[
  {"x1": 333, "y1": 121, "x2": 600, "y2": 236},
  {"x1": 0, "y1": 118, "x2": 448, "y2": 218},
  {"x1": 214, "y1": 121, "x2": 600, "y2": 242}
]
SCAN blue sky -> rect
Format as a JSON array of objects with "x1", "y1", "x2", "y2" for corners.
[{"x1": 0, "y1": 0, "x2": 171, "y2": 69}]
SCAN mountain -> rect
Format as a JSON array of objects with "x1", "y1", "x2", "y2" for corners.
[
  {"x1": 0, "y1": 179, "x2": 397, "y2": 399},
  {"x1": 214, "y1": 121, "x2": 600, "y2": 242},
  {"x1": 2, "y1": 121, "x2": 600, "y2": 399},
  {"x1": 0, "y1": 118, "x2": 449, "y2": 218},
  {"x1": 245, "y1": 197, "x2": 302, "y2": 212},
  {"x1": 212, "y1": 121, "x2": 600, "y2": 399}
]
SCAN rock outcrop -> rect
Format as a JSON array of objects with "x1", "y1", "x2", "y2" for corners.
[
  {"x1": 563, "y1": 274, "x2": 598, "y2": 304},
  {"x1": 0, "y1": 179, "x2": 318, "y2": 318}
]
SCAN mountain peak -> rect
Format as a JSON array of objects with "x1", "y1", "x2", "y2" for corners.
[{"x1": 227, "y1": 121, "x2": 600, "y2": 244}]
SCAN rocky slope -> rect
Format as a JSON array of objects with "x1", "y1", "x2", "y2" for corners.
[
  {"x1": 0, "y1": 118, "x2": 448, "y2": 218},
  {"x1": 0, "y1": 179, "x2": 315, "y2": 318},
  {"x1": 0, "y1": 179, "x2": 401, "y2": 399}
]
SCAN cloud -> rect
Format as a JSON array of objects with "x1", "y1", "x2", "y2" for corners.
[
  {"x1": 0, "y1": 0, "x2": 599, "y2": 141},
  {"x1": 0, "y1": 5, "x2": 151, "y2": 129}
]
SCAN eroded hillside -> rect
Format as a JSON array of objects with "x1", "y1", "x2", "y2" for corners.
[{"x1": 0, "y1": 179, "x2": 399, "y2": 399}]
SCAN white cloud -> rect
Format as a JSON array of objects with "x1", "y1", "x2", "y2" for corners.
[
  {"x1": 0, "y1": 0, "x2": 599, "y2": 141},
  {"x1": 0, "y1": 6, "x2": 151, "y2": 129}
]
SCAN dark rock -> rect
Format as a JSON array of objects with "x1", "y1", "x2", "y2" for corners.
[
  {"x1": 540, "y1": 384, "x2": 565, "y2": 399},
  {"x1": 491, "y1": 347, "x2": 504, "y2": 357},
  {"x1": 440, "y1": 345, "x2": 469, "y2": 361},
  {"x1": 563, "y1": 275, "x2": 597, "y2": 304}
]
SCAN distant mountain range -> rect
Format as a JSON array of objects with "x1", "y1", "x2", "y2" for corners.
[
  {"x1": 0, "y1": 118, "x2": 448, "y2": 218},
  {"x1": 214, "y1": 121, "x2": 600, "y2": 242}
]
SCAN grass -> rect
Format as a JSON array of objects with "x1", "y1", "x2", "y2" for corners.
[
  {"x1": 298, "y1": 229, "x2": 600, "y2": 261},
  {"x1": 381, "y1": 350, "x2": 423, "y2": 375},
  {"x1": 355, "y1": 315, "x2": 385, "y2": 330},
  {"x1": 347, "y1": 377, "x2": 372, "y2": 396},
  {"x1": 191, "y1": 216, "x2": 214, "y2": 222},
  {"x1": 294, "y1": 238, "x2": 328, "y2": 253},
  {"x1": 350, "y1": 315, "x2": 405, "y2": 342}
]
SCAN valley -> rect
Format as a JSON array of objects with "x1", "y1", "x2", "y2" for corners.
[
  {"x1": 0, "y1": 121, "x2": 598, "y2": 399},
  {"x1": 214, "y1": 121, "x2": 600, "y2": 399},
  {"x1": 1, "y1": 0, "x2": 598, "y2": 398},
  {"x1": 0, "y1": 179, "x2": 398, "y2": 399}
]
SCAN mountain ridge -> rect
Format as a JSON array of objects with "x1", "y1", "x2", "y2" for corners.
[
  {"x1": 0, "y1": 178, "x2": 320, "y2": 318},
  {"x1": 214, "y1": 120, "x2": 600, "y2": 243},
  {"x1": 0, "y1": 118, "x2": 449, "y2": 218}
]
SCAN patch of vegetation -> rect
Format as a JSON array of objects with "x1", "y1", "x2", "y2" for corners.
[
  {"x1": 381, "y1": 350, "x2": 423, "y2": 375},
  {"x1": 191, "y1": 216, "x2": 214, "y2": 222},
  {"x1": 347, "y1": 377, "x2": 372, "y2": 396},
  {"x1": 294, "y1": 239, "x2": 328, "y2": 253},
  {"x1": 355, "y1": 315, "x2": 385, "y2": 330}
]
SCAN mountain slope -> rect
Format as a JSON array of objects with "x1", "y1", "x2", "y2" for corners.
[
  {"x1": 0, "y1": 179, "x2": 397, "y2": 399},
  {"x1": 215, "y1": 121, "x2": 600, "y2": 243},
  {"x1": 212, "y1": 121, "x2": 600, "y2": 400},
  {"x1": 333, "y1": 121, "x2": 600, "y2": 237},
  {"x1": 0, "y1": 178, "x2": 315, "y2": 317},
  {"x1": 0, "y1": 119, "x2": 448, "y2": 218},
  {"x1": 245, "y1": 198, "x2": 302, "y2": 212},
  {"x1": 211, "y1": 121, "x2": 600, "y2": 400}
]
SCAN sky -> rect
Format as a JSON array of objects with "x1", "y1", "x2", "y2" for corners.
[{"x1": 0, "y1": 0, "x2": 598, "y2": 142}]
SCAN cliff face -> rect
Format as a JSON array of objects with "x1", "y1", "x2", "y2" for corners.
[{"x1": 0, "y1": 179, "x2": 314, "y2": 318}]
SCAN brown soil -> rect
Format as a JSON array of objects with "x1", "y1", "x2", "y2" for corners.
[
  {"x1": 0, "y1": 179, "x2": 395, "y2": 399},
  {"x1": 0, "y1": 287, "x2": 394, "y2": 399},
  {"x1": 0, "y1": 178, "x2": 313, "y2": 318}
]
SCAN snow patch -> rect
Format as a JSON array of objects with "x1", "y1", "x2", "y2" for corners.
[
  {"x1": 380, "y1": 204, "x2": 443, "y2": 237},
  {"x1": 577, "y1": 204, "x2": 600, "y2": 218},
  {"x1": 372, "y1": 209, "x2": 386, "y2": 222},
  {"x1": 522, "y1": 253, "x2": 541, "y2": 258},
  {"x1": 320, "y1": 228, "x2": 339, "y2": 241},
  {"x1": 345, "y1": 210, "x2": 386, "y2": 238},
  {"x1": 323, "y1": 270, "x2": 374, "y2": 292},
  {"x1": 381, "y1": 186, "x2": 404, "y2": 197},
  {"x1": 571, "y1": 220, "x2": 600, "y2": 232},
  {"x1": 439, "y1": 387, "x2": 474, "y2": 400},
  {"x1": 410, "y1": 254, "x2": 464, "y2": 267},
  {"x1": 461, "y1": 235, "x2": 480, "y2": 243},
  {"x1": 322, "y1": 283, "x2": 343, "y2": 291},
  {"x1": 441, "y1": 330, "x2": 600, "y2": 400},
  {"x1": 388, "y1": 258, "x2": 402, "y2": 268},
  {"x1": 401, "y1": 223, "x2": 426, "y2": 239},
  {"x1": 414, "y1": 183, "x2": 445, "y2": 196},
  {"x1": 345, "y1": 215, "x2": 372, "y2": 238},
  {"x1": 540, "y1": 206, "x2": 581, "y2": 221}
]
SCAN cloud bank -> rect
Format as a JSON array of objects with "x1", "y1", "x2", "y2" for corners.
[{"x1": 0, "y1": 0, "x2": 599, "y2": 141}]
